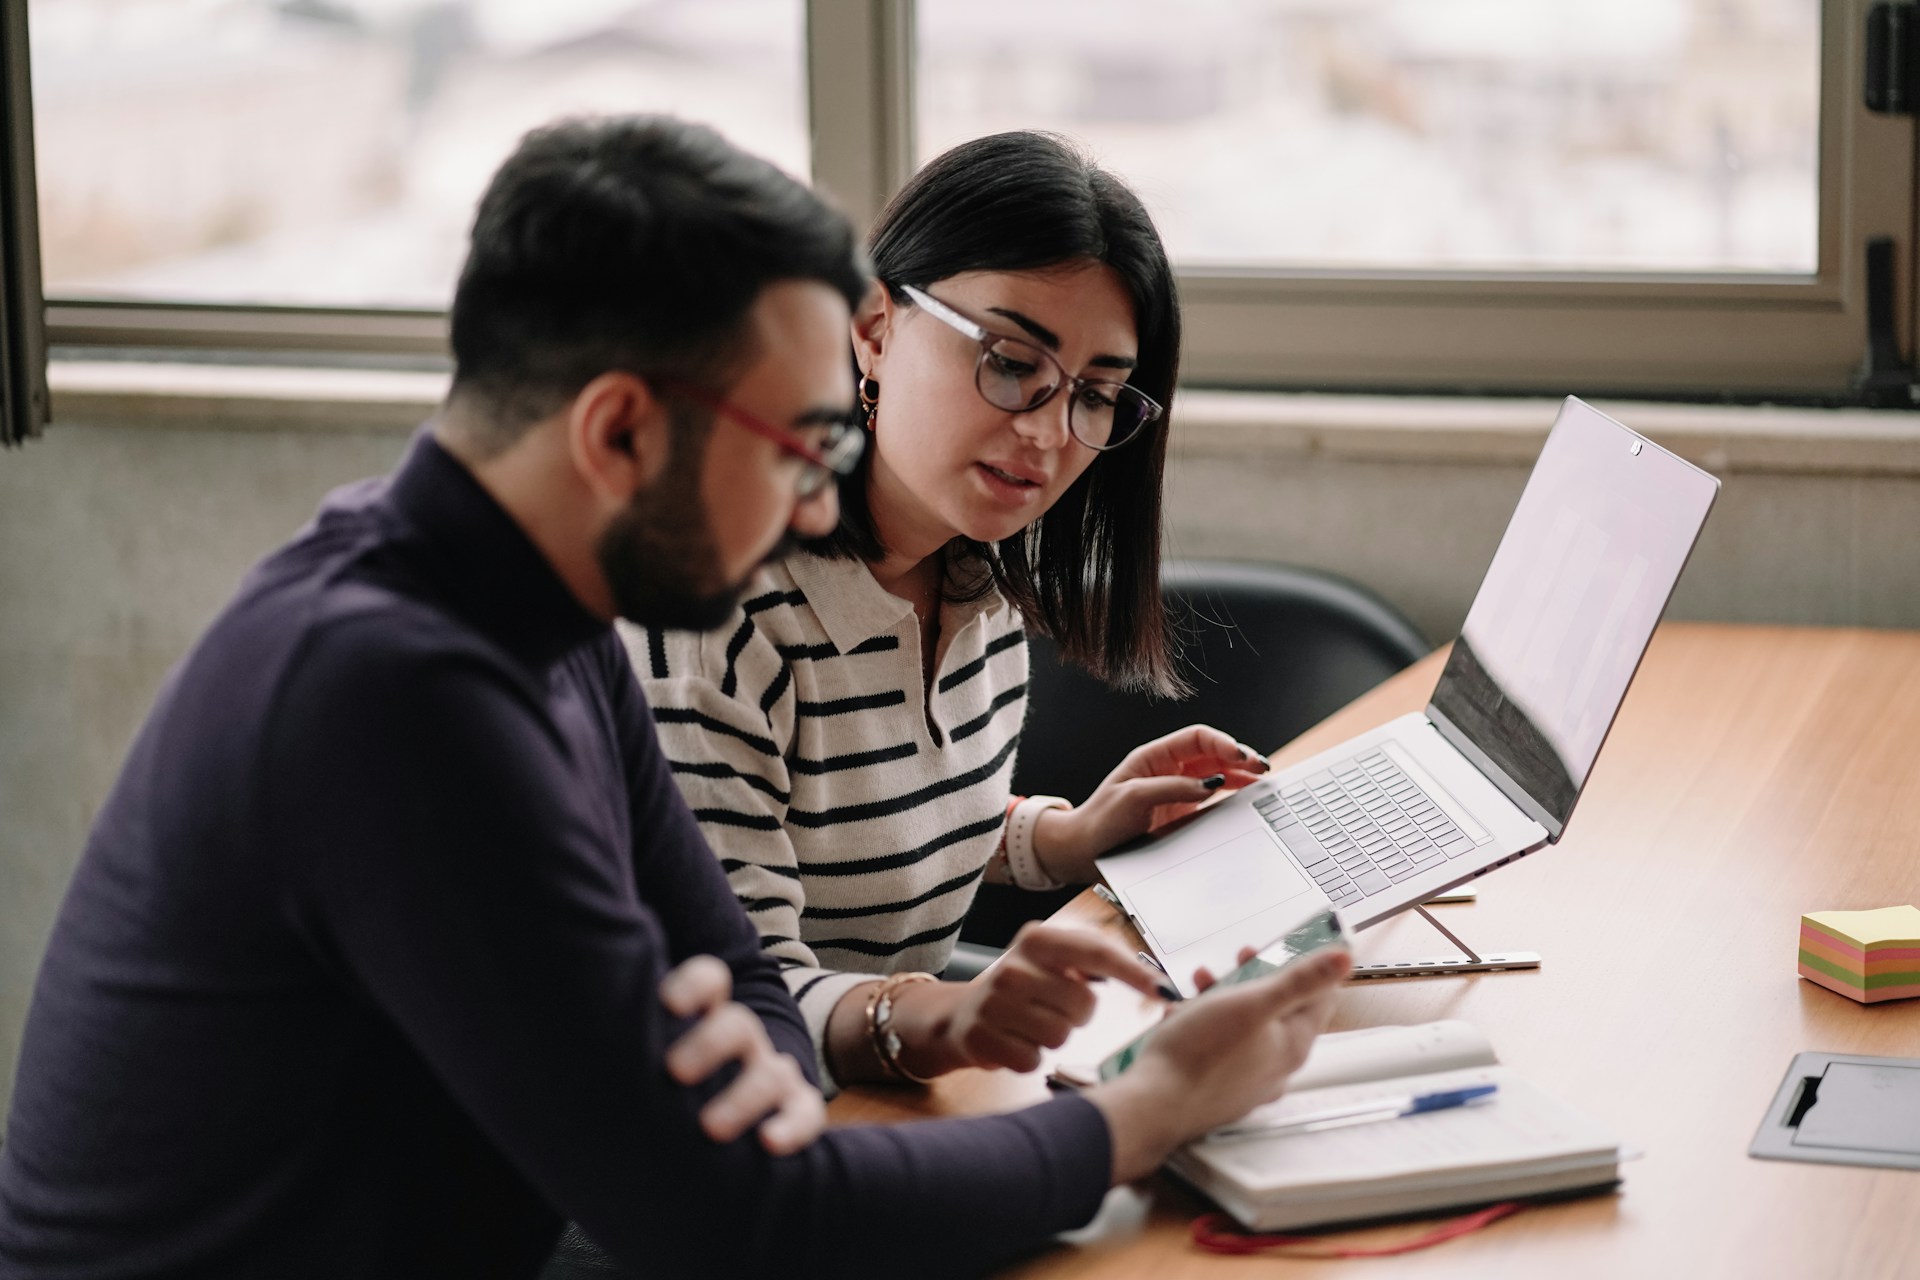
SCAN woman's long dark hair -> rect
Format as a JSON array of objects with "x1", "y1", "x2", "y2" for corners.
[{"x1": 814, "y1": 131, "x2": 1183, "y2": 695}]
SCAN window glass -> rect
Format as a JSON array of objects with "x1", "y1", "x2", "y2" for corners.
[
  {"x1": 31, "y1": 0, "x2": 807, "y2": 307},
  {"x1": 917, "y1": 0, "x2": 1819, "y2": 274}
]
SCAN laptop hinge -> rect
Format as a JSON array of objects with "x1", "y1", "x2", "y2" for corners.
[{"x1": 1425, "y1": 703, "x2": 1564, "y2": 843}]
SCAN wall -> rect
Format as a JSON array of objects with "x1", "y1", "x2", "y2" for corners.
[
  {"x1": 1164, "y1": 393, "x2": 1920, "y2": 643},
  {"x1": 0, "y1": 392, "x2": 415, "y2": 1124},
  {"x1": 1, "y1": 376, "x2": 1916, "y2": 1124}
]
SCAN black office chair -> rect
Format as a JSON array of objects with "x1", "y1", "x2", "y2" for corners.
[{"x1": 956, "y1": 559, "x2": 1432, "y2": 955}]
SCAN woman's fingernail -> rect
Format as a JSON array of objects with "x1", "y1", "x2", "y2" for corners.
[
  {"x1": 1156, "y1": 981, "x2": 1182, "y2": 1002},
  {"x1": 1203, "y1": 773, "x2": 1226, "y2": 790},
  {"x1": 1253, "y1": 757, "x2": 1272, "y2": 772}
]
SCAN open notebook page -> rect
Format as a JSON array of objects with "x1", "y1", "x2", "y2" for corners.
[
  {"x1": 1287, "y1": 1020, "x2": 1495, "y2": 1092},
  {"x1": 1188, "y1": 1066, "x2": 1621, "y2": 1195}
]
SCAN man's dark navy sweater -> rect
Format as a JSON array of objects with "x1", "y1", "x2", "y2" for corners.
[{"x1": 0, "y1": 433, "x2": 1109, "y2": 1278}]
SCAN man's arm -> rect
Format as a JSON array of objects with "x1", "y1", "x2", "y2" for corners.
[
  {"x1": 616, "y1": 621, "x2": 879, "y2": 1089},
  {"x1": 267, "y1": 624, "x2": 1112, "y2": 1279},
  {"x1": 595, "y1": 633, "x2": 822, "y2": 1079}
]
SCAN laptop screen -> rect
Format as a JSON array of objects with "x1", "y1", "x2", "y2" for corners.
[{"x1": 1427, "y1": 398, "x2": 1719, "y2": 834}]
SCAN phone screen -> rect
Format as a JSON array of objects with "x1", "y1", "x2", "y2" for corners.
[{"x1": 1097, "y1": 909, "x2": 1347, "y2": 1081}]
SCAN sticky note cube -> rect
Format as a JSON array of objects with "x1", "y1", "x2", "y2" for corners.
[{"x1": 1799, "y1": 905, "x2": 1920, "y2": 1004}]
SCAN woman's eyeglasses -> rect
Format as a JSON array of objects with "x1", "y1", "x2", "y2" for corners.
[
  {"x1": 654, "y1": 377, "x2": 864, "y2": 498},
  {"x1": 899, "y1": 284, "x2": 1163, "y2": 451}
]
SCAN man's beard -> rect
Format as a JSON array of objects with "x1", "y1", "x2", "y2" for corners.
[{"x1": 595, "y1": 444, "x2": 799, "y2": 631}]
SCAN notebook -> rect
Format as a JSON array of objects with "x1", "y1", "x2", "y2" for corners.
[{"x1": 1047, "y1": 1010, "x2": 1626, "y2": 1232}]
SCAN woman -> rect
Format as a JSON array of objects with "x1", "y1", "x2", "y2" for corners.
[{"x1": 629, "y1": 131, "x2": 1267, "y2": 1089}]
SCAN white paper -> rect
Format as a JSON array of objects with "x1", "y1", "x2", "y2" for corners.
[
  {"x1": 1284, "y1": 1019, "x2": 1497, "y2": 1093},
  {"x1": 1191, "y1": 1066, "x2": 1621, "y2": 1196}
]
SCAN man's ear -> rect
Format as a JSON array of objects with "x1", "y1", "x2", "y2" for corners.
[
  {"x1": 565, "y1": 372, "x2": 673, "y2": 510},
  {"x1": 850, "y1": 279, "x2": 895, "y2": 379}
]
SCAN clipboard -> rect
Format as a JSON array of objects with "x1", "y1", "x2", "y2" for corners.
[{"x1": 1750, "y1": 1052, "x2": 1920, "y2": 1171}]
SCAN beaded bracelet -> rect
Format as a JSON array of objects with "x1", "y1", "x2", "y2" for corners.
[{"x1": 864, "y1": 972, "x2": 938, "y2": 1084}]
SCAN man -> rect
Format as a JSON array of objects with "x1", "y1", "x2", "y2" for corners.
[{"x1": 0, "y1": 117, "x2": 1348, "y2": 1278}]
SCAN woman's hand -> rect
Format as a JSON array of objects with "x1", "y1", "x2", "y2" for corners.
[
  {"x1": 888, "y1": 923, "x2": 1171, "y2": 1077},
  {"x1": 1031, "y1": 723, "x2": 1269, "y2": 883}
]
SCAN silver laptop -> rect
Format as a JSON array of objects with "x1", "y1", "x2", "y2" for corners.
[{"x1": 1098, "y1": 397, "x2": 1720, "y2": 994}]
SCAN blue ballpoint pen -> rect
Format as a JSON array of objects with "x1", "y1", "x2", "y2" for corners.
[{"x1": 1207, "y1": 1083, "x2": 1499, "y2": 1144}]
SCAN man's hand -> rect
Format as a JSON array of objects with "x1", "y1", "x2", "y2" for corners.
[
  {"x1": 1031, "y1": 724, "x2": 1269, "y2": 884},
  {"x1": 932, "y1": 923, "x2": 1171, "y2": 1074},
  {"x1": 659, "y1": 955, "x2": 825, "y2": 1156},
  {"x1": 1087, "y1": 945, "x2": 1350, "y2": 1182}
]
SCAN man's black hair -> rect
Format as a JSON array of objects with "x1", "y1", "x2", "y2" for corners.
[{"x1": 447, "y1": 115, "x2": 869, "y2": 453}]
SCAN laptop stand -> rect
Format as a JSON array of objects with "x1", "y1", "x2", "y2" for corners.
[{"x1": 1346, "y1": 905, "x2": 1542, "y2": 980}]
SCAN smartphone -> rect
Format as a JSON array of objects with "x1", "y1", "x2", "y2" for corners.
[{"x1": 1097, "y1": 909, "x2": 1347, "y2": 1081}]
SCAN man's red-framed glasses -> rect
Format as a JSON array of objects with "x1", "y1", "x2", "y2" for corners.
[{"x1": 655, "y1": 377, "x2": 865, "y2": 498}]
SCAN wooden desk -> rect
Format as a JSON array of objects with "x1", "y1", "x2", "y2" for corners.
[{"x1": 829, "y1": 623, "x2": 1920, "y2": 1278}]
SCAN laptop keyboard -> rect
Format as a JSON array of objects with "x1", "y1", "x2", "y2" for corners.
[{"x1": 1251, "y1": 749, "x2": 1480, "y2": 907}]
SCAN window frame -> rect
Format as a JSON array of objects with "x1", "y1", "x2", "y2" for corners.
[
  {"x1": 1172, "y1": 0, "x2": 1902, "y2": 399},
  {"x1": 3, "y1": 0, "x2": 47, "y2": 445},
  {"x1": 34, "y1": 0, "x2": 1918, "y2": 405}
]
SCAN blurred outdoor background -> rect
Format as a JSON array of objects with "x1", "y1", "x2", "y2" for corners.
[{"x1": 30, "y1": 0, "x2": 1818, "y2": 309}]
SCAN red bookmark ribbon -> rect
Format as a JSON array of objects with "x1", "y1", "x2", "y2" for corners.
[{"x1": 1191, "y1": 1200, "x2": 1526, "y2": 1258}]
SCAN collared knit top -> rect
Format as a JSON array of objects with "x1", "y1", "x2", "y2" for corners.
[{"x1": 625, "y1": 549, "x2": 1031, "y2": 1084}]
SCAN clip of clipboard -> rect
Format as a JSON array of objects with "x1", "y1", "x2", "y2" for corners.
[{"x1": 1750, "y1": 1052, "x2": 1920, "y2": 1171}]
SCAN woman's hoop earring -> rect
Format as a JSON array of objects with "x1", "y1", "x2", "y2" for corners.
[{"x1": 858, "y1": 376, "x2": 880, "y2": 431}]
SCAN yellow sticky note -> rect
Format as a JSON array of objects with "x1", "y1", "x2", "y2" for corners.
[{"x1": 1803, "y1": 905, "x2": 1920, "y2": 952}]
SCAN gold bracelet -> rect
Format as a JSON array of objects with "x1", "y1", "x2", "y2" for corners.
[{"x1": 864, "y1": 972, "x2": 938, "y2": 1084}]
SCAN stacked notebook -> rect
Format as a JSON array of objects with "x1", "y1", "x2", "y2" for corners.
[
  {"x1": 1799, "y1": 905, "x2": 1920, "y2": 1004},
  {"x1": 1047, "y1": 1004, "x2": 1627, "y2": 1232}
]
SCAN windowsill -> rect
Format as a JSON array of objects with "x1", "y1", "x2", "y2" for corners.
[
  {"x1": 46, "y1": 359, "x2": 1920, "y2": 476},
  {"x1": 49, "y1": 360, "x2": 449, "y2": 435},
  {"x1": 1173, "y1": 390, "x2": 1920, "y2": 477}
]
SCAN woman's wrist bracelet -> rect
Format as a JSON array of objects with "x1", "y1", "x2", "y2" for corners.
[
  {"x1": 986, "y1": 795, "x2": 1022, "y2": 884},
  {"x1": 864, "y1": 972, "x2": 939, "y2": 1084},
  {"x1": 1005, "y1": 795, "x2": 1073, "y2": 890}
]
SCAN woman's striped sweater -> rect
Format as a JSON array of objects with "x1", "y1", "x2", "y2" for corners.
[{"x1": 619, "y1": 549, "x2": 1031, "y2": 1087}]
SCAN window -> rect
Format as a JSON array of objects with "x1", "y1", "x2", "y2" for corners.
[
  {"x1": 26, "y1": 0, "x2": 1918, "y2": 402},
  {"x1": 914, "y1": 0, "x2": 1892, "y2": 401},
  {"x1": 33, "y1": 0, "x2": 807, "y2": 309},
  {"x1": 31, "y1": 0, "x2": 806, "y2": 353},
  {"x1": 919, "y1": 0, "x2": 1819, "y2": 276}
]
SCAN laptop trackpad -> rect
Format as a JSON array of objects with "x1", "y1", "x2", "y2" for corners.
[{"x1": 1132, "y1": 827, "x2": 1313, "y2": 955}]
